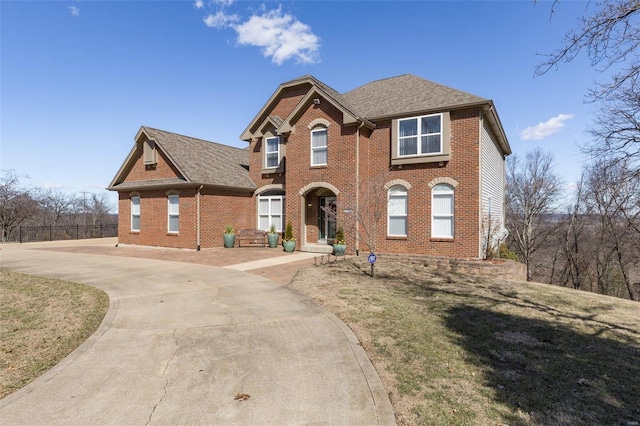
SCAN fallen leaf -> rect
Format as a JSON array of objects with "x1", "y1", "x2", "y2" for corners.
[{"x1": 234, "y1": 393, "x2": 250, "y2": 401}]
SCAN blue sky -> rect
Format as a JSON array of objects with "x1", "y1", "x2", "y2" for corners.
[{"x1": 2, "y1": 0, "x2": 601, "y2": 209}]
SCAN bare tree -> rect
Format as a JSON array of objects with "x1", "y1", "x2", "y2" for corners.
[
  {"x1": 340, "y1": 173, "x2": 393, "y2": 277},
  {"x1": 536, "y1": 0, "x2": 640, "y2": 170},
  {"x1": 39, "y1": 189, "x2": 76, "y2": 227},
  {"x1": 506, "y1": 149, "x2": 564, "y2": 281},
  {"x1": 0, "y1": 170, "x2": 40, "y2": 242},
  {"x1": 584, "y1": 158, "x2": 639, "y2": 300}
]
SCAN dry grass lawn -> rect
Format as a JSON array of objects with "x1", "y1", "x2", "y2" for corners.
[
  {"x1": 0, "y1": 270, "x2": 108, "y2": 399},
  {"x1": 289, "y1": 256, "x2": 640, "y2": 426}
]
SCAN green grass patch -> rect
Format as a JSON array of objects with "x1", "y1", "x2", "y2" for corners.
[
  {"x1": 0, "y1": 270, "x2": 108, "y2": 398},
  {"x1": 289, "y1": 257, "x2": 640, "y2": 425}
]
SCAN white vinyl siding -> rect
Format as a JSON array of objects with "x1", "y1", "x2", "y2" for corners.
[
  {"x1": 265, "y1": 136, "x2": 280, "y2": 169},
  {"x1": 131, "y1": 196, "x2": 140, "y2": 232},
  {"x1": 168, "y1": 194, "x2": 179, "y2": 233},
  {"x1": 432, "y1": 184, "x2": 454, "y2": 238},
  {"x1": 258, "y1": 195, "x2": 284, "y2": 232},
  {"x1": 311, "y1": 128, "x2": 328, "y2": 166},
  {"x1": 480, "y1": 120, "x2": 506, "y2": 256},
  {"x1": 398, "y1": 113, "x2": 442, "y2": 157},
  {"x1": 388, "y1": 186, "x2": 408, "y2": 236}
]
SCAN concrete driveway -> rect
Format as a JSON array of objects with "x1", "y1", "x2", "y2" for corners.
[{"x1": 0, "y1": 240, "x2": 395, "y2": 425}]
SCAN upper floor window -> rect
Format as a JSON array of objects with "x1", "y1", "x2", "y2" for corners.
[
  {"x1": 311, "y1": 128, "x2": 328, "y2": 166},
  {"x1": 131, "y1": 196, "x2": 140, "y2": 232},
  {"x1": 168, "y1": 194, "x2": 179, "y2": 233},
  {"x1": 398, "y1": 113, "x2": 442, "y2": 157},
  {"x1": 265, "y1": 136, "x2": 280, "y2": 169},
  {"x1": 432, "y1": 183, "x2": 454, "y2": 238},
  {"x1": 388, "y1": 186, "x2": 408, "y2": 237}
]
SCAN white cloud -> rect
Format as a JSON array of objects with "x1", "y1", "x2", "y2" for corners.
[
  {"x1": 213, "y1": 0, "x2": 236, "y2": 6},
  {"x1": 204, "y1": 11, "x2": 239, "y2": 29},
  {"x1": 68, "y1": 6, "x2": 80, "y2": 17},
  {"x1": 194, "y1": 0, "x2": 204, "y2": 9},
  {"x1": 520, "y1": 113, "x2": 575, "y2": 140},
  {"x1": 232, "y1": 8, "x2": 320, "y2": 65}
]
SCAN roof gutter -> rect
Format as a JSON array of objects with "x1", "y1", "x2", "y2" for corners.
[{"x1": 107, "y1": 181, "x2": 256, "y2": 193}]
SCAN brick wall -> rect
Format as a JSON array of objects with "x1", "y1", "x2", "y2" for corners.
[{"x1": 247, "y1": 89, "x2": 483, "y2": 258}]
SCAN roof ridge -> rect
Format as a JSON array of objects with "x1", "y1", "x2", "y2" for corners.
[{"x1": 142, "y1": 126, "x2": 245, "y2": 152}]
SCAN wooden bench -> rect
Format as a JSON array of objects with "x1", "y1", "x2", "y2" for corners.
[{"x1": 236, "y1": 229, "x2": 267, "y2": 248}]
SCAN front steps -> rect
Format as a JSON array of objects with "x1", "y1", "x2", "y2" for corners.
[{"x1": 300, "y1": 244, "x2": 333, "y2": 254}]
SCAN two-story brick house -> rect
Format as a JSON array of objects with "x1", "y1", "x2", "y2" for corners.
[{"x1": 108, "y1": 74, "x2": 511, "y2": 258}]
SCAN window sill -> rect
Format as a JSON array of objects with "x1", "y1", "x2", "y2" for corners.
[
  {"x1": 130, "y1": 231, "x2": 140, "y2": 235},
  {"x1": 261, "y1": 167, "x2": 284, "y2": 175},
  {"x1": 391, "y1": 153, "x2": 450, "y2": 166},
  {"x1": 431, "y1": 237, "x2": 454, "y2": 242},
  {"x1": 310, "y1": 165, "x2": 328, "y2": 169},
  {"x1": 166, "y1": 233, "x2": 179, "y2": 236},
  {"x1": 387, "y1": 236, "x2": 407, "y2": 240}
]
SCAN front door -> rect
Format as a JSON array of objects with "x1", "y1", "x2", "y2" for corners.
[{"x1": 318, "y1": 197, "x2": 336, "y2": 244}]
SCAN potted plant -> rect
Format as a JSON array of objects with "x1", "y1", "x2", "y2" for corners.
[
  {"x1": 333, "y1": 226, "x2": 346, "y2": 256},
  {"x1": 282, "y1": 221, "x2": 296, "y2": 253},
  {"x1": 223, "y1": 224, "x2": 235, "y2": 248},
  {"x1": 267, "y1": 224, "x2": 279, "y2": 248}
]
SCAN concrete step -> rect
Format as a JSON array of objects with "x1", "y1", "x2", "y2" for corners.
[{"x1": 300, "y1": 244, "x2": 334, "y2": 254}]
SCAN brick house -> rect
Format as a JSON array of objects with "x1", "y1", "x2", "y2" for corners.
[{"x1": 108, "y1": 74, "x2": 511, "y2": 258}]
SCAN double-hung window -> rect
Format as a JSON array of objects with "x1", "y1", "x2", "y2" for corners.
[
  {"x1": 258, "y1": 194, "x2": 285, "y2": 232},
  {"x1": 311, "y1": 128, "x2": 328, "y2": 166},
  {"x1": 387, "y1": 186, "x2": 408, "y2": 237},
  {"x1": 131, "y1": 196, "x2": 140, "y2": 232},
  {"x1": 398, "y1": 113, "x2": 442, "y2": 157},
  {"x1": 168, "y1": 194, "x2": 179, "y2": 233},
  {"x1": 265, "y1": 136, "x2": 280, "y2": 169},
  {"x1": 432, "y1": 184, "x2": 454, "y2": 238}
]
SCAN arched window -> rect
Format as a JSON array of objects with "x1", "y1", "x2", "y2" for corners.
[
  {"x1": 311, "y1": 127, "x2": 328, "y2": 166},
  {"x1": 432, "y1": 184, "x2": 454, "y2": 238},
  {"x1": 387, "y1": 185, "x2": 408, "y2": 237}
]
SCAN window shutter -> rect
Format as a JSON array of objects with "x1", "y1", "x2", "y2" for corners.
[{"x1": 143, "y1": 140, "x2": 157, "y2": 165}]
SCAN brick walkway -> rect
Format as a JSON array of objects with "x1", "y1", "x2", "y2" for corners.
[{"x1": 42, "y1": 242, "x2": 332, "y2": 286}]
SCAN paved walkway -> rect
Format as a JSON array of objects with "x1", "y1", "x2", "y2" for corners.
[{"x1": 0, "y1": 239, "x2": 394, "y2": 425}]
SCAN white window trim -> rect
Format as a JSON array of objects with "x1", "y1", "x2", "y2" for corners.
[
  {"x1": 264, "y1": 136, "x2": 280, "y2": 169},
  {"x1": 398, "y1": 113, "x2": 443, "y2": 158},
  {"x1": 167, "y1": 194, "x2": 179, "y2": 234},
  {"x1": 258, "y1": 195, "x2": 285, "y2": 232},
  {"x1": 431, "y1": 184, "x2": 454, "y2": 239},
  {"x1": 387, "y1": 186, "x2": 408, "y2": 237},
  {"x1": 310, "y1": 127, "x2": 328, "y2": 166},
  {"x1": 131, "y1": 196, "x2": 140, "y2": 232}
]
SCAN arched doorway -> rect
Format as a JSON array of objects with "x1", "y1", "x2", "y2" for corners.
[{"x1": 299, "y1": 182, "x2": 339, "y2": 253}]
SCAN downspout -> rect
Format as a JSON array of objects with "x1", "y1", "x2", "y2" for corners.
[
  {"x1": 196, "y1": 185, "x2": 203, "y2": 251},
  {"x1": 478, "y1": 110, "x2": 484, "y2": 259},
  {"x1": 356, "y1": 120, "x2": 365, "y2": 255}
]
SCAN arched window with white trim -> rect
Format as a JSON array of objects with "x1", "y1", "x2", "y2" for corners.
[
  {"x1": 432, "y1": 184, "x2": 454, "y2": 238},
  {"x1": 387, "y1": 185, "x2": 408, "y2": 237},
  {"x1": 311, "y1": 127, "x2": 328, "y2": 166}
]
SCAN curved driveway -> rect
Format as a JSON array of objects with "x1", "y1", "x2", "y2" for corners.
[{"x1": 0, "y1": 240, "x2": 394, "y2": 425}]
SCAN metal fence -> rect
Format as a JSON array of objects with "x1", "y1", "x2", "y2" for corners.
[{"x1": 14, "y1": 224, "x2": 118, "y2": 243}]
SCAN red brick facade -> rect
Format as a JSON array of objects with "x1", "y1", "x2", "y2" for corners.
[{"x1": 112, "y1": 76, "x2": 507, "y2": 259}]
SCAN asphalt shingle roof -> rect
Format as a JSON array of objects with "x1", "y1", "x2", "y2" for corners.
[
  {"x1": 342, "y1": 74, "x2": 487, "y2": 119},
  {"x1": 140, "y1": 127, "x2": 255, "y2": 189}
]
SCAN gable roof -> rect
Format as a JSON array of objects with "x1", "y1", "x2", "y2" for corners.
[
  {"x1": 343, "y1": 74, "x2": 488, "y2": 119},
  {"x1": 108, "y1": 126, "x2": 255, "y2": 191},
  {"x1": 240, "y1": 74, "x2": 509, "y2": 154}
]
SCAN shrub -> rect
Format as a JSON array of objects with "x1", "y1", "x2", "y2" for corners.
[{"x1": 284, "y1": 221, "x2": 295, "y2": 242}]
